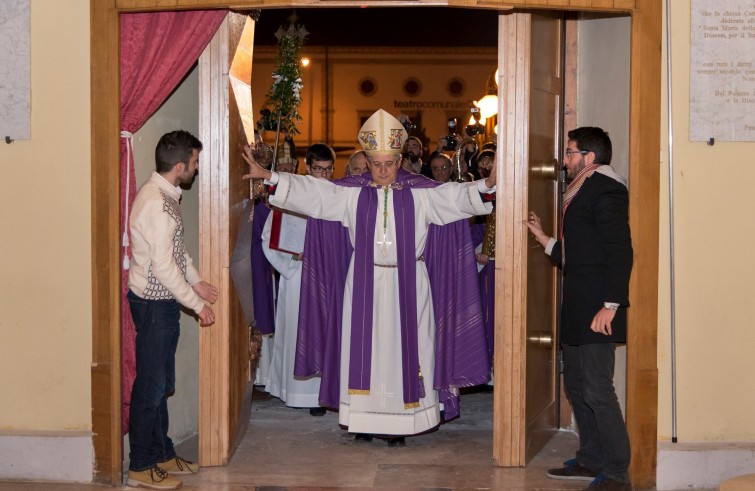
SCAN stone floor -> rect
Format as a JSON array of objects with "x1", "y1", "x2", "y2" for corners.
[{"x1": 0, "y1": 389, "x2": 714, "y2": 490}]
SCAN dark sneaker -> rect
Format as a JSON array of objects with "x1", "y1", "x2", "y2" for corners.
[
  {"x1": 309, "y1": 407, "x2": 327, "y2": 416},
  {"x1": 252, "y1": 387, "x2": 271, "y2": 401},
  {"x1": 127, "y1": 465, "x2": 182, "y2": 489},
  {"x1": 354, "y1": 433, "x2": 373, "y2": 442},
  {"x1": 581, "y1": 473, "x2": 633, "y2": 490},
  {"x1": 547, "y1": 458, "x2": 598, "y2": 481}
]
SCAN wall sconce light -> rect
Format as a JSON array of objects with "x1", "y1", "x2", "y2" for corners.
[{"x1": 475, "y1": 95, "x2": 499, "y2": 119}]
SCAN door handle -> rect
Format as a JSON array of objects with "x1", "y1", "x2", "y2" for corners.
[
  {"x1": 527, "y1": 331, "x2": 553, "y2": 348},
  {"x1": 531, "y1": 159, "x2": 559, "y2": 181}
]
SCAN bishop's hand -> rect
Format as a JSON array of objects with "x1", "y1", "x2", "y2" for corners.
[{"x1": 242, "y1": 144, "x2": 273, "y2": 181}]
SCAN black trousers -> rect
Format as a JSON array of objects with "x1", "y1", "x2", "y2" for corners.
[{"x1": 562, "y1": 342, "x2": 631, "y2": 483}]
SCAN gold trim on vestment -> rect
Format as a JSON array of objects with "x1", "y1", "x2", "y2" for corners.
[
  {"x1": 404, "y1": 402, "x2": 420, "y2": 409},
  {"x1": 369, "y1": 181, "x2": 404, "y2": 190},
  {"x1": 481, "y1": 209, "x2": 496, "y2": 258},
  {"x1": 374, "y1": 256, "x2": 424, "y2": 268},
  {"x1": 349, "y1": 389, "x2": 370, "y2": 395}
]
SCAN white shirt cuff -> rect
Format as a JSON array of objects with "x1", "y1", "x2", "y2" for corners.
[
  {"x1": 544, "y1": 237, "x2": 557, "y2": 255},
  {"x1": 264, "y1": 172, "x2": 280, "y2": 185},
  {"x1": 476, "y1": 179, "x2": 495, "y2": 193}
]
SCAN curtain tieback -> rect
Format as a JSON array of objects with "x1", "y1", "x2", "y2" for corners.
[{"x1": 121, "y1": 130, "x2": 134, "y2": 270}]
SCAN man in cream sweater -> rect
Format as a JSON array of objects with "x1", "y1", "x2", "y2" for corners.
[{"x1": 127, "y1": 130, "x2": 217, "y2": 490}]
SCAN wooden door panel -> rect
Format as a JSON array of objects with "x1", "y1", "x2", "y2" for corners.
[
  {"x1": 524, "y1": 11, "x2": 561, "y2": 462},
  {"x1": 198, "y1": 12, "x2": 254, "y2": 466},
  {"x1": 494, "y1": 10, "x2": 561, "y2": 466}
]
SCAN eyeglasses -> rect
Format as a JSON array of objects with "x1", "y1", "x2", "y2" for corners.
[
  {"x1": 432, "y1": 165, "x2": 451, "y2": 172},
  {"x1": 564, "y1": 150, "x2": 587, "y2": 159},
  {"x1": 310, "y1": 165, "x2": 334, "y2": 174}
]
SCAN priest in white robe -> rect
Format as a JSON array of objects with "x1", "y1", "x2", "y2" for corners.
[
  {"x1": 260, "y1": 143, "x2": 337, "y2": 415},
  {"x1": 261, "y1": 214, "x2": 321, "y2": 409}
]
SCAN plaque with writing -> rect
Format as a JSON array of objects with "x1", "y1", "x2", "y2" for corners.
[
  {"x1": 690, "y1": 0, "x2": 755, "y2": 141},
  {"x1": 0, "y1": 1, "x2": 30, "y2": 141}
]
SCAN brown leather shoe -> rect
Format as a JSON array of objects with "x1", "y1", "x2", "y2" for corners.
[
  {"x1": 127, "y1": 466, "x2": 182, "y2": 489},
  {"x1": 157, "y1": 455, "x2": 198, "y2": 475}
]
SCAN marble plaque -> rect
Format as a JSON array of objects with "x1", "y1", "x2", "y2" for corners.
[
  {"x1": 0, "y1": 0, "x2": 30, "y2": 141},
  {"x1": 690, "y1": 0, "x2": 755, "y2": 142}
]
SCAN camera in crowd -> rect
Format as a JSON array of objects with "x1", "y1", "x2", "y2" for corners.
[
  {"x1": 465, "y1": 107, "x2": 485, "y2": 137},
  {"x1": 398, "y1": 114, "x2": 417, "y2": 134},
  {"x1": 465, "y1": 124, "x2": 484, "y2": 137},
  {"x1": 401, "y1": 119, "x2": 417, "y2": 134},
  {"x1": 443, "y1": 118, "x2": 459, "y2": 151}
]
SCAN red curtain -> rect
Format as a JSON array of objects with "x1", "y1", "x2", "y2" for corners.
[{"x1": 120, "y1": 9, "x2": 227, "y2": 434}]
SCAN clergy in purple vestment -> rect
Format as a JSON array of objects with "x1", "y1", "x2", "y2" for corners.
[
  {"x1": 251, "y1": 199, "x2": 275, "y2": 336},
  {"x1": 242, "y1": 110, "x2": 497, "y2": 443},
  {"x1": 473, "y1": 148, "x2": 498, "y2": 370},
  {"x1": 250, "y1": 198, "x2": 275, "y2": 388}
]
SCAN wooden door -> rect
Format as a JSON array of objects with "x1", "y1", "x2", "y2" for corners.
[
  {"x1": 495, "y1": 10, "x2": 562, "y2": 466},
  {"x1": 524, "y1": 11, "x2": 563, "y2": 460},
  {"x1": 197, "y1": 12, "x2": 256, "y2": 466}
]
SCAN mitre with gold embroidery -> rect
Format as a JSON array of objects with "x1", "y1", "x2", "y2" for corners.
[{"x1": 357, "y1": 109, "x2": 407, "y2": 157}]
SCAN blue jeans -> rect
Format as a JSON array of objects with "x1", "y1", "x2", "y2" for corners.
[
  {"x1": 127, "y1": 290, "x2": 180, "y2": 471},
  {"x1": 562, "y1": 343, "x2": 631, "y2": 483}
]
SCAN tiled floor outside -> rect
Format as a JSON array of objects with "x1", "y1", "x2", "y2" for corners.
[{"x1": 0, "y1": 389, "x2": 713, "y2": 490}]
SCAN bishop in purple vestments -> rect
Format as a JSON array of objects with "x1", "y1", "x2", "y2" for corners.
[{"x1": 243, "y1": 110, "x2": 496, "y2": 441}]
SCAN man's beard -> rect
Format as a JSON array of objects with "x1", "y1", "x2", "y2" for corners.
[
  {"x1": 565, "y1": 161, "x2": 585, "y2": 181},
  {"x1": 178, "y1": 169, "x2": 197, "y2": 187},
  {"x1": 407, "y1": 153, "x2": 420, "y2": 164}
]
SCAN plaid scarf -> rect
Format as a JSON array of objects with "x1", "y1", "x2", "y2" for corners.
[{"x1": 561, "y1": 163, "x2": 602, "y2": 239}]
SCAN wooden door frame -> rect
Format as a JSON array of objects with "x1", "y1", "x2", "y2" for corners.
[{"x1": 91, "y1": 1, "x2": 659, "y2": 487}]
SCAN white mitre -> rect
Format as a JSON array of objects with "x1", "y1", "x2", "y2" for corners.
[{"x1": 357, "y1": 109, "x2": 408, "y2": 157}]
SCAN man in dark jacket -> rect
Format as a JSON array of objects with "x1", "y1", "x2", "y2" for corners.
[{"x1": 525, "y1": 127, "x2": 633, "y2": 491}]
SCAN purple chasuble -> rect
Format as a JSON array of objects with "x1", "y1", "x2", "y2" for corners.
[
  {"x1": 479, "y1": 260, "x2": 496, "y2": 362},
  {"x1": 348, "y1": 185, "x2": 421, "y2": 406},
  {"x1": 251, "y1": 200, "x2": 275, "y2": 335},
  {"x1": 470, "y1": 220, "x2": 495, "y2": 362},
  {"x1": 470, "y1": 221, "x2": 486, "y2": 249},
  {"x1": 295, "y1": 169, "x2": 490, "y2": 421}
]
